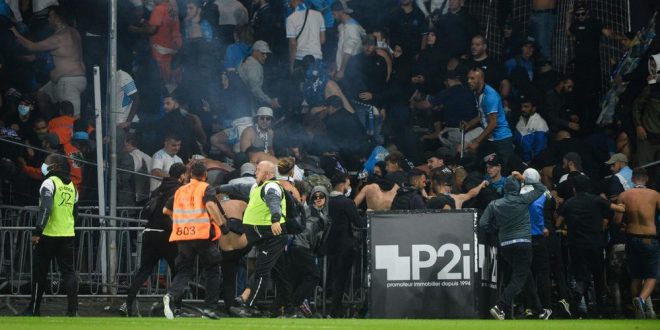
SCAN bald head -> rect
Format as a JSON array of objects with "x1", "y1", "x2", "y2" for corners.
[{"x1": 255, "y1": 160, "x2": 276, "y2": 184}]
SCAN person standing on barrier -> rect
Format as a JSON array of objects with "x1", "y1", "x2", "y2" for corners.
[
  {"x1": 23, "y1": 154, "x2": 78, "y2": 317},
  {"x1": 479, "y1": 170, "x2": 551, "y2": 320},
  {"x1": 227, "y1": 160, "x2": 288, "y2": 317},
  {"x1": 327, "y1": 173, "x2": 365, "y2": 318},
  {"x1": 162, "y1": 162, "x2": 225, "y2": 320},
  {"x1": 122, "y1": 163, "x2": 188, "y2": 317}
]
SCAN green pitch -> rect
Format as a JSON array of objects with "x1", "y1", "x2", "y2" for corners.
[{"x1": 1, "y1": 318, "x2": 659, "y2": 330}]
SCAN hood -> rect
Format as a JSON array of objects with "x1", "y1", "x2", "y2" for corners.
[
  {"x1": 503, "y1": 176, "x2": 521, "y2": 196},
  {"x1": 650, "y1": 53, "x2": 660, "y2": 84},
  {"x1": 520, "y1": 168, "x2": 541, "y2": 194},
  {"x1": 310, "y1": 185, "x2": 330, "y2": 214}
]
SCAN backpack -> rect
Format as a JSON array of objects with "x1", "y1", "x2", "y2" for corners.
[
  {"x1": 390, "y1": 186, "x2": 420, "y2": 210},
  {"x1": 140, "y1": 192, "x2": 164, "y2": 220},
  {"x1": 261, "y1": 181, "x2": 307, "y2": 235}
]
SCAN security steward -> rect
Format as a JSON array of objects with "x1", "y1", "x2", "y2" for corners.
[
  {"x1": 23, "y1": 154, "x2": 78, "y2": 316},
  {"x1": 162, "y1": 162, "x2": 226, "y2": 320},
  {"x1": 220, "y1": 160, "x2": 287, "y2": 317}
]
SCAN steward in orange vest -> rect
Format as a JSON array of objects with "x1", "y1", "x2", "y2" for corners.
[
  {"x1": 162, "y1": 162, "x2": 226, "y2": 320},
  {"x1": 169, "y1": 178, "x2": 221, "y2": 242}
]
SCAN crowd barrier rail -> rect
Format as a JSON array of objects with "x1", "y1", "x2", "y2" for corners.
[{"x1": 0, "y1": 205, "x2": 367, "y2": 316}]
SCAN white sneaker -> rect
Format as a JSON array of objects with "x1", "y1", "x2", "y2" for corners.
[{"x1": 163, "y1": 294, "x2": 174, "y2": 320}]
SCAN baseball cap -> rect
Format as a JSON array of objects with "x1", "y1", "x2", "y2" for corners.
[
  {"x1": 563, "y1": 152, "x2": 583, "y2": 171},
  {"x1": 605, "y1": 153, "x2": 628, "y2": 165},
  {"x1": 256, "y1": 107, "x2": 273, "y2": 117},
  {"x1": 240, "y1": 162, "x2": 256, "y2": 176},
  {"x1": 331, "y1": 1, "x2": 353, "y2": 13},
  {"x1": 521, "y1": 36, "x2": 536, "y2": 47},
  {"x1": 485, "y1": 153, "x2": 501, "y2": 166},
  {"x1": 425, "y1": 151, "x2": 445, "y2": 162},
  {"x1": 519, "y1": 94, "x2": 537, "y2": 105},
  {"x1": 252, "y1": 40, "x2": 271, "y2": 54}
]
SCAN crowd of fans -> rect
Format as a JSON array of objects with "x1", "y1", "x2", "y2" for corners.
[{"x1": 0, "y1": 0, "x2": 659, "y2": 320}]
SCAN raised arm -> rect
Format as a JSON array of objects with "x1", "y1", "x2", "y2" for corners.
[
  {"x1": 454, "y1": 180, "x2": 489, "y2": 207},
  {"x1": 11, "y1": 27, "x2": 61, "y2": 52}
]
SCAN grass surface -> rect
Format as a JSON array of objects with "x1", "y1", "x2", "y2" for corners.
[{"x1": 1, "y1": 318, "x2": 659, "y2": 330}]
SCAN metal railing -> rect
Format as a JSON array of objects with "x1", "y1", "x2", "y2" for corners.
[{"x1": 0, "y1": 205, "x2": 368, "y2": 316}]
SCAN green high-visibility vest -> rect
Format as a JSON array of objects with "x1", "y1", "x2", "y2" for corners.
[
  {"x1": 243, "y1": 180, "x2": 286, "y2": 226},
  {"x1": 42, "y1": 176, "x2": 76, "y2": 237}
]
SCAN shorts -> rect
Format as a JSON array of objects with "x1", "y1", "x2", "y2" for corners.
[
  {"x1": 39, "y1": 76, "x2": 87, "y2": 116},
  {"x1": 222, "y1": 116, "x2": 253, "y2": 153},
  {"x1": 626, "y1": 235, "x2": 660, "y2": 279}
]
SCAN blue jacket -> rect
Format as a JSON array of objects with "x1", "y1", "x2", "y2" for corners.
[
  {"x1": 514, "y1": 113, "x2": 549, "y2": 162},
  {"x1": 224, "y1": 42, "x2": 251, "y2": 70},
  {"x1": 528, "y1": 193, "x2": 546, "y2": 236}
]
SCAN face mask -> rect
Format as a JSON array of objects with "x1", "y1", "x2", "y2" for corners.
[
  {"x1": 18, "y1": 104, "x2": 31, "y2": 116},
  {"x1": 344, "y1": 187, "x2": 352, "y2": 197},
  {"x1": 41, "y1": 163, "x2": 50, "y2": 176}
]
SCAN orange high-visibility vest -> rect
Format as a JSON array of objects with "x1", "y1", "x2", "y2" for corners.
[{"x1": 169, "y1": 179, "x2": 221, "y2": 242}]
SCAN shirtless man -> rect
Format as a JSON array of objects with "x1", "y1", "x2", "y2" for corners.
[
  {"x1": 615, "y1": 168, "x2": 660, "y2": 319},
  {"x1": 12, "y1": 6, "x2": 86, "y2": 117},
  {"x1": 428, "y1": 169, "x2": 489, "y2": 209},
  {"x1": 215, "y1": 199, "x2": 251, "y2": 314},
  {"x1": 353, "y1": 177, "x2": 399, "y2": 211}
]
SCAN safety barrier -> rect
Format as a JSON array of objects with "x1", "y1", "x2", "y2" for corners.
[{"x1": 0, "y1": 205, "x2": 368, "y2": 316}]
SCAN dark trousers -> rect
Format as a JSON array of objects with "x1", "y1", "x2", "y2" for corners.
[
  {"x1": 569, "y1": 245, "x2": 606, "y2": 314},
  {"x1": 483, "y1": 137, "x2": 515, "y2": 173},
  {"x1": 548, "y1": 233, "x2": 570, "y2": 300},
  {"x1": 220, "y1": 247, "x2": 251, "y2": 311},
  {"x1": 28, "y1": 236, "x2": 78, "y2": 314},
  {"x1": 288, "y1": 247, "x2": 321, "y2": 306},
  {"x1": 126, "y1": 231, "x2": 178, "y2": 305},
  {"x1": 244, "y1": 225, "x2": 288, "y2": 307},
  {"x1": 530, "y1": 236, "x2": 551, "y2": 308},
  {"x1": 168, "y1": 239, "x2": 222, "y2": 309},
  {"x1": 498, "y1": 243, "x2": 542, "y2": 313},
  {"x1": 329, "y1": 247, "x2": 354, "y2": 318}
]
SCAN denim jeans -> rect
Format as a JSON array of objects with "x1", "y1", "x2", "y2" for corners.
[{"x1": 530, "y1": 12, "x2": 556, "y2": 59}]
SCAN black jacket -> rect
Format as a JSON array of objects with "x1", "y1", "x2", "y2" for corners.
[
  {"x1": 327, "y1": 193, "x2": 365, "y2": 255},
  {"x1": 147, "y1": 177, "x2": 182, "y2": 232}
]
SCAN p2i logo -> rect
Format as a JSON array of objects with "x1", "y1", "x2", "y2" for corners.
[{"x1": 375, "y1": 244, "x2": 471, "y2": 281}]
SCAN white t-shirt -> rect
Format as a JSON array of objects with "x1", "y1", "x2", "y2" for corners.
[
  {"x1": 286, "y1": 6, "x2": 325, "y2": 60},
  {"x1": 336, "y1": 18, "x2": 365, "y2": 70},
  {"x1": 116, "y1": 70, "x2": 139, "y2": 124},
  {"x1": 130, "y1": 148, "x2": 152, "y2": 172},
  {"x1": 150, "y1": 149, "x2": 183, "y2": 192}
]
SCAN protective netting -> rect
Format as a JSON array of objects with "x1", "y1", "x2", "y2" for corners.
[{"x1": 464, "y1": 0, "x2": 631, "y2": 92}]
